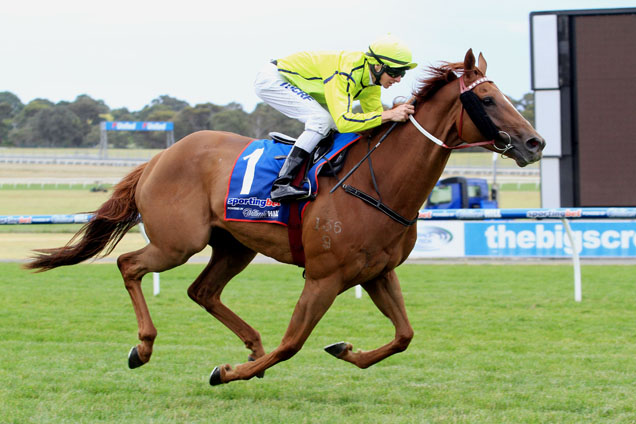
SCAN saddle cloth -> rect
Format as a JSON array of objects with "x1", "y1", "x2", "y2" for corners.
[{"x1": 224, "y1": 132, "x2": 361, "y2": 225}]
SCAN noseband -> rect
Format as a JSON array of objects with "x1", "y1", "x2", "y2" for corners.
[{"x1": 408, "y1": 74, "x2": 514, "y2": 154}]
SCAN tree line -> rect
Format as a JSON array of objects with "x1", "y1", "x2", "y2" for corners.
[{"x1": 0, "y1": 91, "x2": 534, "y2": 149}]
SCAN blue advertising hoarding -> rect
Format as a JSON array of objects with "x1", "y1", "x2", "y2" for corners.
[
  {"x1": 104, "y1": 122, "x2": 174, "y2": 131},
  {"x1": 412, "y1": 220, "x2": 636, "y2": 258},
  {"x1": 465, "y1": 221, "x2": 636, "y2": 257}
]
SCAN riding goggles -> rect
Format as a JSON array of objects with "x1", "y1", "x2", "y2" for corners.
[{"x1": 384, "y1": 66, "x2": 407, "y2": 78}]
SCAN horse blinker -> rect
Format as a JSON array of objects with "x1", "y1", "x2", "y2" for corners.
[{"x1": 459, "y1": 90, "x2": 499, "y2": 140}]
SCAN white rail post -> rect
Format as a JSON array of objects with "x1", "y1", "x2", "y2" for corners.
[
  {"x1": 138, "y1": 223, "x2": 160, "y2": 296},
  {"x1": 561, "y1": 218, "x2": 582, "y2": 302}
]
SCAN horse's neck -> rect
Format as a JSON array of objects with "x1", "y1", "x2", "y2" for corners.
[{"x1": 368, "y1": 92, "x2": 459, "y2": 214}]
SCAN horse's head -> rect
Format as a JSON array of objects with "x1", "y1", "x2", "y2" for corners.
[{"x1": 457, "y1": 49, "x2": 545, "y2": 166}]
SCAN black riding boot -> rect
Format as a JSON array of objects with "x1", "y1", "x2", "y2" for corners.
[{"x1": 270, "y1": 146, "x2": 311, "y2": 202}]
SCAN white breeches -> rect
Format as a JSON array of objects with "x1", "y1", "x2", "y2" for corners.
[{"x1": 254, "y1": 63, "x2": 336, "y2": 152}]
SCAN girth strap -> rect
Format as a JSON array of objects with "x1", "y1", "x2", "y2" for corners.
[
  {"x1": 287, "y1": 201, "x2": 305, "y2": 267},
  {"x1": 287, "y1": 159, "x2": 310, "y2": 267},
  {"x1": 342, "y1": 184, "x2": 418, "y2": 226}
]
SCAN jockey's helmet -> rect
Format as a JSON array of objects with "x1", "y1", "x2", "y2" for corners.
[{"x1": 366, "y1": 34, "x2": 417, "y2": 71}]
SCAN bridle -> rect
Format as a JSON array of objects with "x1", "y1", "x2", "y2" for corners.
[{"x1": 408, "y1": 74, "x2": 514, "y2": 154}]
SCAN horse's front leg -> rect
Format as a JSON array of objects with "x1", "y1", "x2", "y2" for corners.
[
  {"x1": 187, "y1": 234, "x2": 265, "y2": 363},
  {"x1": 324, "y1": 269, "x2": 414, "y2": 369},
  {"x1": 210, "y1": 276, "x2": 342, "y2": 385}
]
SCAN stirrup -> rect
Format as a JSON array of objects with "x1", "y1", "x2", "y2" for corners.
[{"x1": 271, "y1": 178, "x2": 312, "y2": 202}]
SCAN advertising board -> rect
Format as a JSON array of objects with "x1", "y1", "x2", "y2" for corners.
[
  {"x1": 413, "y1": 220, "x2": 636, "y2": 258},
  {"x1": 103, "y1": 122, "x2": 174, "y2": 131}
]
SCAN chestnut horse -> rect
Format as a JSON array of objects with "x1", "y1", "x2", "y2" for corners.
[{"x1": 26, "y1": 50, "x2": 544, "y2": 386}]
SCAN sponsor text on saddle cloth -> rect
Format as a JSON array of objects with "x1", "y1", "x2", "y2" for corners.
[{"x1": 224, "y1": 133, "x2": 361, "y2": 225}]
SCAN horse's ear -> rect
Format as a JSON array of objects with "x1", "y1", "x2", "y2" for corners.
[
  {"x1": 477, "y1": 52, "x2": 487, "y2": 74},
  {"x1": 464, "y1": 49, "x2": 476, "y2": 71}
]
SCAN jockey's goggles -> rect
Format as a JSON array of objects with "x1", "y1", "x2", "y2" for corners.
[
  {"x1": 385, "y1": 66, "x2": 408, "y2": 78},
  {"x1": 367, "y1": 45, "x2": 409, "y2": 79}
]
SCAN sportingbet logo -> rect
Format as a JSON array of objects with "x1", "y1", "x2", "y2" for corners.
[
  {"x1": 484, "y1": 224, "x2": 636, "y2": 254},
  {"x1": 227, "y1": 197, "x2": 280, "y2": 208}
]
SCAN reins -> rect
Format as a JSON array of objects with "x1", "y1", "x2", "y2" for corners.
[
  {"x1": 329, "y1": 121, "x2": 399, "y2": 194},
  {"x1": 329, "y1": 121, "x2": 418, "y2": 226}
]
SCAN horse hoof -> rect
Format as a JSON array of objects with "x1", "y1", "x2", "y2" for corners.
[
  {"x1": 324, "y1": 341, "x2": 348, "y2": 358},
  {"x1": 248, "y1": 356, "x2": 265, "y2": 379},
  {"x1": 128, "y1": 346, "x2": 145, "y2": 369},
  {"x1": 209, "y1": 366, "x2": 223, "y2": 386}
]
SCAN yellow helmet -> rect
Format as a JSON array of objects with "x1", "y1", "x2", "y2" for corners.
[{"x1": 366, "y1": 34, "x2": 417, "y2": 70}]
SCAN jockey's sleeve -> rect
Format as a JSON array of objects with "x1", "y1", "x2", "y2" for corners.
[
  {"x1": 323, "y1": 72, "x2": 383, "y2": 133},
  {"x1": 358, "y1": 88, "x2": 385, "y2": 118}
]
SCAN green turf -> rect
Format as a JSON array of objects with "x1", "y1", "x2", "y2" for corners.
[
  {"x1": 1, "y1": 263, "x2": 635, "y2": 423},
  {"x1": 499, "y1": 182, "x2": 541, "y2": 191}
]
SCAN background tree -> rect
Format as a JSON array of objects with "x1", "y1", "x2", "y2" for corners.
[
  {"x1": 12, "y1": 98, "x2": 53, "y2": 126},
  {"x1": 249, "y1": 102, "x2": 304, "y2": 139},
  {"x1": 67, "y1": 95, "x2": 109, "y2": 138},
  {"x1": 8, "y1": 99, "x2": 54, "y2": 146},
  {"x1": 0, "y1": 102, "x2": 13, "y2": 145},
  {"x1": 174, "y1": 103, "x2": 223, "y2": 140},
  {"x1": 150, "y1": 95, "x2": 189, "y2": 112},
  {"x1": 0, "y1": 92, "x2": 24, "y2": 145},
  {"x1": 0, "y1": 91, "x2": 25, "y2": 145},
  {"x1": 30, "y1": 105, "x2": 84, "y2": 147},
  {"x1": 210, "y1": 103, "x2": 250, "y2": 135},
  {"x1": 0, "y1": 91, "x2": 24, "y2": 117}
]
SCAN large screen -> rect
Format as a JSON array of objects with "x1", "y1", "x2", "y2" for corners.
[{"x1": 574, "y1": 13, "x2": 636, "y2": 206}]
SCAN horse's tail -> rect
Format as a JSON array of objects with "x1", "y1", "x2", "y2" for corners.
[{"x1": 25, "y1": 163, "x2": 147, "y2": 272}]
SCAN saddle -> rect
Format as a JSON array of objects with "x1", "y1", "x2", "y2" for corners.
[
  {"x1": 224, "y1": 131, "x2": 362, "y2": 267},
  {"x1": 268, "y1": 132, "x2": 349, "y2": 178}
]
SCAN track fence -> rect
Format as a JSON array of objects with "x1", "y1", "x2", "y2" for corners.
[{"x1": 3, "y1": 207, "x2": 636, "y2": 302}]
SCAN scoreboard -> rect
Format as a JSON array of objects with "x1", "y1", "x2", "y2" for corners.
[{"x1": 531, "y1": 8, "x2": 636, "y2": 207}]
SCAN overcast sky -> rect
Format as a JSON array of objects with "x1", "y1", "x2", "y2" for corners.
[{"x1": 1, "y1": 0, "x2": 634, "y2": 112}]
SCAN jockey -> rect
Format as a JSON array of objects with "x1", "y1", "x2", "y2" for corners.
[{"x1": 254, "y1": 34, "x2": 417, "y2": 202}]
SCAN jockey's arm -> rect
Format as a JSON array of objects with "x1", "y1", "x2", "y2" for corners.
[{"x1": 324, "y1": 74, "x2": 383, "y2": 133}]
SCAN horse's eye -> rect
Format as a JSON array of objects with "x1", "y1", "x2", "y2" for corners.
[{"x1": 482, "y1": 97, "x2": 495, "y2": 106}]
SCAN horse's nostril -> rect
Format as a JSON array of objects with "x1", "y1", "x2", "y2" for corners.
[{"x1": 526, "y1": 137, "x2": 545, "y2": 151}]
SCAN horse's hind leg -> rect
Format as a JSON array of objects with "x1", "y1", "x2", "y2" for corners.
[
  {"x1": 187, "y1": 229, "x2": 263, "y2": 361},
  {"x1": 118, "y1": 243, "x2": 194, "y2": 368},
  {"x1": 324, "y1": 269, "x2": 414, "y2": 369}
]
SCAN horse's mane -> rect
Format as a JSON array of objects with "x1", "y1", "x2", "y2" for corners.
[
  {"x1": 412, "y1": 61, "x2": 465, "y2": 103},
  {"x1": 360, "y1": 61, "x2": 467, "y2": 139}
]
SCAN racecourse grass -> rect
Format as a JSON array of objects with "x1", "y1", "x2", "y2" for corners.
[{"x1": 1, "y1": 263, "x2": 635, "y2": 423}]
